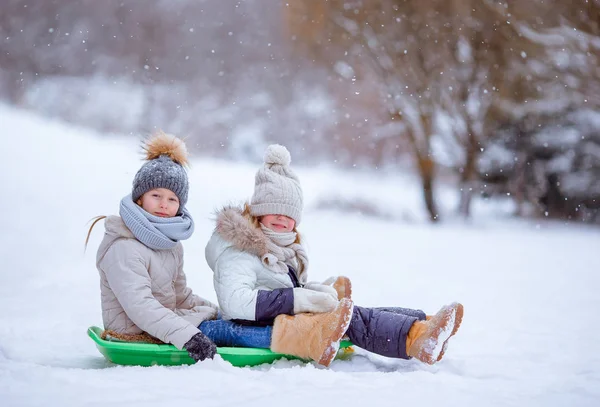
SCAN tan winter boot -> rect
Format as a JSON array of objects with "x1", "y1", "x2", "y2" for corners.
[
  {"x1": 332, "y1": 276, "x2": 352, "y2": 300},
  {"x1": 406, "y1": 302, "x2": 464, "y2": 364},
  {"x1": 323, "y1": 276, "x2": 352, "y2": 300},
  {"x1": 271, "y1": 298, "x2": 354, "y2": 366}
]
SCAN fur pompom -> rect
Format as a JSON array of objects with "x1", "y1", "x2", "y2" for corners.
[
  {"x1": 264, "y1": 144, "x2": 291, "y2": 166},
  {"x1": 143, "y1": 131, "x2": 188, "y2": 166}
]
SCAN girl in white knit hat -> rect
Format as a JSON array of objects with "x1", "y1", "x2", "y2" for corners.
[{"x1": 205, "y1": 144, "x2": 464, "y2": 366}]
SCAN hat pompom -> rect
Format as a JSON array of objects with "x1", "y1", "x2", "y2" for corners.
[
  {"x1": 264, "y1": 144, "x2": 291, "y2": 166},
  {"x1": 143, "y1": 131, "x2": 189, "y2": 166}
]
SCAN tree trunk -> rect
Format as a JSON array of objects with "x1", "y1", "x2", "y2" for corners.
[
  {"x1": 512, "y1": 151, "x2": 527, "y2": 217},
  {"x1": 405, "y1": 112, "x2": 439, "y2": 223},
  {"x1": 458, "y1": 134, "x2": 478, "y2": 218},
  {"x1": 417, "y1": 154, "x2": 439, "y2": 222},
  {"x1": 458, "y1": 185, "x2": 473, "y2": 218}
]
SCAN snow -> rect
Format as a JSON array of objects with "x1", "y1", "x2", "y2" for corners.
[
  {"x1": 334, "y1": 61, "x2": 355, "y2": 79},
  {"x1": 561, "y1": 171, "x2": 600, "y2": 197},
  {"x1": 1, "y1": 105, "x2": 600, "y2": 406},
  {"x1": 478, "y1": 143, "x2": 515, "y2": 174},
  {"x1": 23, "y1": 76, "x2": 146, "y2": 134},
  {"x1": 532, "y1": 127, "x2": 580, "y2": 150},
  {"x1": 570, "y1": 109, "x2": 600, "y2": 127}
]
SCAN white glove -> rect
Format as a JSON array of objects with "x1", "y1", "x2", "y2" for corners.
[
  {"x1": 321, "y1": 276, "x2": 337, "y2": 286},
  {"x1": 293, "y1": 287, "x2": 339, "y2": 314},
  {"x1": 303, "y1": 282, "x2": 338, "y2": 300}
]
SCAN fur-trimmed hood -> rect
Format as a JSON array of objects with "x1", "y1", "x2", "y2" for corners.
[
  {"x1": 205, "y1": 205, "x2": 307, "y2": 278},
  {"x1": 205, "y1": 205, "x2": 270, "y2": 271}
]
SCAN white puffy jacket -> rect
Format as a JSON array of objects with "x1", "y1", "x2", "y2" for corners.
[{"x1": 205, "y1": 206, "x2": 339, "y2": 323}]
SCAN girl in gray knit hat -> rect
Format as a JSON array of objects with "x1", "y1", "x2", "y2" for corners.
[
  {"x1": 87, "y1": 132, "x2": 273, "y2": 363},
  {"x1": 205, "y1": 144, "x2": 465, "y2": 366}
]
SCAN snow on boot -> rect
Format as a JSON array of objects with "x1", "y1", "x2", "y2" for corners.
[
  {"x1": 271, "y1": 298, "x2": 354, "y2": 366},
  {"x1": 434, "y1": 303, "x2": 464, "y2": 362},
  {"x1": 322, "y1": 275, "x2": 352, "y2": 300},
  {"x1": 405, "y1": 302, "x2": 464, "y2": 364}
]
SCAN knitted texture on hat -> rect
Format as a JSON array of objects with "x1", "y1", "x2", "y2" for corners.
[
  {"x1": 132, "y1": 132, "x2": 189, "y2": 208},
  {"x1": 250, "y1": 144, "x2": 303, "y2": 224}
]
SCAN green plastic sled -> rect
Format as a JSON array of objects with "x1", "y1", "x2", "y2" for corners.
[{"x1": 88, "y1": 326, "x2": 353, "y2": 367}]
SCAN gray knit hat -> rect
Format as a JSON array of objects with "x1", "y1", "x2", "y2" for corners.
[
  {"x1": 250, "y1": 144, "x2": 303, "y2": 224},
  {"x1": 132, "y1": 131, "x2": 189, "y2": 208}
]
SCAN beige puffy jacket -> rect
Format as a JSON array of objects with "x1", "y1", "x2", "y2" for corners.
[{"x1": 96, "y1": 216, "x2": 218, "y2": 349}]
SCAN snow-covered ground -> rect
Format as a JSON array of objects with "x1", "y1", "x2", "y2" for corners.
[{"x1": 1, "y1": 105, "x2": 599, "y2": 407}]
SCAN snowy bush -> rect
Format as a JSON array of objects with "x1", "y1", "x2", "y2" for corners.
[{"x1": 479, "y1": 110, "x2": 600, "y2": 222}]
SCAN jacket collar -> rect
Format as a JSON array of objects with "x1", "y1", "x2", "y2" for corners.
[
  {"x1": 213, "y1": 205, "x2": 270, "y2": 257},
  {"x1": 104, "y1": 215, "x2": 135, "y2": 239}
]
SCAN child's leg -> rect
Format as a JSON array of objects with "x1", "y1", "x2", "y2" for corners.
[
  {"x1": 345, "y1": 306, "x2": 416, "y2": 359},
  {"x1": 345, "y1": 303, "x2": 463, "y2": 363},
  {"x1": 372, "y1": 307, "x2": 427, "y2": 320},
  {"x1": 271, "y1": 298, "x2": 354, "y2": 366},
  {"x1": 199, "y1": 319, "x2": 272, "y2": 348}
]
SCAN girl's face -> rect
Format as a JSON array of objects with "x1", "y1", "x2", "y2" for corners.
[
  {"x1": 260, "y1": 214, "x2": 296, "y2": 233},
  {"x1": 137, "y1": 188, "x2": 180, "y2": 218}
]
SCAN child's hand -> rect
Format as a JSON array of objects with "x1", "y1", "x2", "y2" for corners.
[
  {"x1": 293, "y1": 287, "x2": 339, "y2": 314},
  {"x1": 184, "y1": 332, "x2": 217, "y2": 362}
]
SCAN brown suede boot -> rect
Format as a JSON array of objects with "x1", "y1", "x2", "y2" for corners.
[
  {"x1": 406, "y1": 302, "x2": 464, "y2": 364},
  {"x1": 332, "y1": 276, "x2": 352, "y2": 300},
  {"x1": 271, "y1": 298, "x2": 354, "y2": 366}
]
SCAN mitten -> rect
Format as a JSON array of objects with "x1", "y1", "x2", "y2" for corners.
[
  {"x1": 293, "y1": 287, "x2": 339, "y2": 314},
  {"x1": 183, "y1": 331, "x2": 217, "y2": 362},
  {"x1": 303, "y1": 282, "x2": 338, "y2": 299}
]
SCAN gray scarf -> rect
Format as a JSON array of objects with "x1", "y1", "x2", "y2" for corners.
[
  {"x1": 119, "y1": 194, "x2": 194, "y2": 250},
  {"x1": 260, "y1": 224, "x2": 308, "y2": 283}
]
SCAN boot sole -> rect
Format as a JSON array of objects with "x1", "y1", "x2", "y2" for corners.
[
  {"x1": 408, "y1": 302, "x2": 463, "y2": 364},
  {"x1": 434, "y1": 303, "x2": 464, "y2": 362},
  {"x1": 318, "y1": 298, "x2": 355, "y2": 366}
]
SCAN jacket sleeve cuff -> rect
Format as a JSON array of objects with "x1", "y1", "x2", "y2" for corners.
[{"x1": 255, "y1": 288, "x2": 294, "y2": 324}]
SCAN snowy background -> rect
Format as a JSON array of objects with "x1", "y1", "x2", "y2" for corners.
[
  {"x1": 1, "y1": 105, "x2": 599, "y2": 406},
  {"x1": 1, "y1": 2, "x2": 600, "y2": 404},
  {"x1": 3, "y1": 1, "x2": 600, "y2": 224}
]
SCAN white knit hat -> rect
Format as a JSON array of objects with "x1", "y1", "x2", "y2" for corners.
[{"x1": 250, "y1": 144, "x2": 303, "y2": 224}]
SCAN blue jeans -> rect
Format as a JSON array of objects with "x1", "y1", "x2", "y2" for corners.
[{"x1": 199, "y1": 318, "x2": 272, "y2": 348}]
